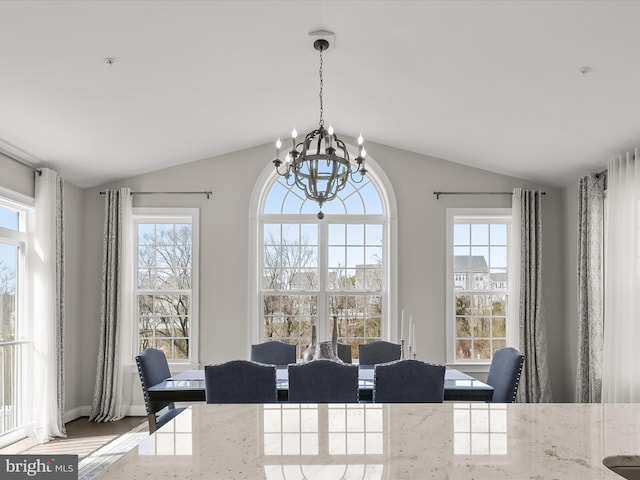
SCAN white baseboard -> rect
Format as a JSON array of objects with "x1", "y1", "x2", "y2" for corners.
[
  {"x1": 63, "y1": 405, "x2": 147, "y2": 423},
  {"x1": 63, "y1": 406, "x2": 92, "y2": 423}
]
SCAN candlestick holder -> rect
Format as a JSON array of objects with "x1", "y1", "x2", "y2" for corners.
[{"x1": 400, "y1": 338, "x2": 406, "y2": 360}]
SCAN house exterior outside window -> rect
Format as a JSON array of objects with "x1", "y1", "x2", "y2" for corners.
[{"x1": 446, "y1": 208, "x2": 513, "y2": 367}]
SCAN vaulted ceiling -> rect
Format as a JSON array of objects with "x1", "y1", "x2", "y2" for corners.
[{"x1": 0, "y1": 1, "x2": 638, "y2": 188}]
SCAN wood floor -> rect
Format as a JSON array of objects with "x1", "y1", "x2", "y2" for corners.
[{"x1": 0, "y1": 416, "x2": 147, "y2": 460}]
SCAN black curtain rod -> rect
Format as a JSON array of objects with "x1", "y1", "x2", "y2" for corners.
[
  {"x1": 433, "y1": 191, "x2": 546, "y2": 200},
  {"x1": 99, "y1": 190, "x2": 212, "y2": 199},
  {"x1": 0, "y1": 150, "x2": 42, "y2": 175}
]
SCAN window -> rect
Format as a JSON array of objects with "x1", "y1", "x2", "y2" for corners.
[
  {"x1": 0, "y1": 191, "x2": 32, "y2": 441},
  {"x1": 134, "y1": 208, "x2": 199, "y2": 363},
  {"x1": 256, "y1": 156, "x2": 394, "y2": 360},
  {"x1": 446, "y1": 209, "x2": 512, "y2": 365}
]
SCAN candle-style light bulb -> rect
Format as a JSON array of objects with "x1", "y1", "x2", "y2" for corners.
[
  {"x1": 357, "y1": 133, "x2": 364, "y2": 145},
  {"x1": 326, "y1": 125, "x2": 334, "y2": 151},
  {"x1": 361, "y1": 148, "x2": 367, "y2": 159},
  {"x1": 276, "y1": 138, "x2": 281, "y2": 156},
  {"x1": 292, "y1": 128, "x2": 298, "y2": 139}
]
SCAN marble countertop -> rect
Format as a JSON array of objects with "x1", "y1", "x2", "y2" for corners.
[{"x1": 98, "y1": 403, "x2": 640, "y2": 479}]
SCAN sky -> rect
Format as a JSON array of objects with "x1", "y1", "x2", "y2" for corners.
[{"x1": 0, "y1": 207, "x2": 19, "y2": 280}]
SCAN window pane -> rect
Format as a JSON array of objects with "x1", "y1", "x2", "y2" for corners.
[
  {"x1": 136, "y1": 219, "x2": 194, "y2": 361},
  {"x1": 454, "y1": 224, "x2": 470, "y2": 245},
  {"x1": 260, "y1": 174, "x2": 386, "y2": 357},
  {"x1": 490, "y1": 246, "x2": 507, "y2": 268},
  {"x1": 360, "y1": 182, "x2": 383, "y2": 214},
  {"x1": 346, "y1": 224, "x2": 365, "y2": 245},
  {"x1": 471, "y1": 224, "x2": 489, "y2": 245},
  {"x1": 264, "y1": 181, "x2": 289, "y2": 214},
  {"x1": 138, "y1": 224, "x2": 155, "y2": 244},
  {"x1": 328, "y1": 224, "x2": 346, "y2": 245},
  {"x1": 490, "y1": 224, "x2": 507, "y2": 245},
  {"x1": 0, "y1": 207, "x2": 18, "y2": 231},
  {"x1": 0, "y1": 244, "x2": 17, "y2": 341},
  {"x1": 451, "y1": 217, "x2": 510, "y2": 363},
  {"x1": 366, "y1": 224, "x2": 383, "y2": 245}
]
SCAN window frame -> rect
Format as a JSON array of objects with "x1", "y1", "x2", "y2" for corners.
[
  {"x1": 132, "y1": 207, "x2": 200, "y2": 367},
  {"x1": 251, "y1": 151, "x2": 397, "y2": 360},
  {"x1": 0, "y1": 187, "x2": 33, "y2": 445},
  {"x1": 259, "y1": 215, "x2": 387, "y2": 350},
  {"x1": 445, "y1": 208, "x2": 513, "y2": 371}
]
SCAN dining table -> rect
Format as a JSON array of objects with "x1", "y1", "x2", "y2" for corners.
[{"x1": 148, "y1": 365, "x2": 494, "y2": 403}]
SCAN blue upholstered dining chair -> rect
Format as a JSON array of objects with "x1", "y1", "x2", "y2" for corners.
[
  {"x1": 373, "y1": 360, "x2": 446, "y2": 403},
  {"x1": 135, "y1": 347, "x2": 186, "y2": 433},
  {"x1": 251, "y1": 341, "x2": 297, "y2": 366},
  {"x1": 204, "y1": 360, "x2": 277, "y2": 403},
  {"x1": 337, "y1": 343, "x2": 352, "y2": 363},
  {"x1": 358, "y1": 340, "x2": 401, "y2": 366},
  {"x1": 486, "y1": 347, "x2": 525, "y2": 403},
  {"x1": 288, "y1": 359, "x2": 359, "y2": 403}
]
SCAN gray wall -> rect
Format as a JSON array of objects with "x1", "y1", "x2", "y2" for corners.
[{"x1": 2, "y1": 139, "x2": 576, "y2": 415}]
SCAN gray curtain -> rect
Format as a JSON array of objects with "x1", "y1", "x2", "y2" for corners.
[
  {"x1": 517, "y1": 190, "x2": 553, "y2": 402},
  {"x1": 575, "y1": 174, "x2": 605, "y2": 402},
  {"x1": 55, "y1": 175, "x2": 65, "y2": 433},
  {"x1": 90, "y1": 189, "x2": 127, "y2": 422}
]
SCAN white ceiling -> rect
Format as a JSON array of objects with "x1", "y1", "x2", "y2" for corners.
[{"x1": 1, "y1": 0, "x2": 638, "y2": 188}]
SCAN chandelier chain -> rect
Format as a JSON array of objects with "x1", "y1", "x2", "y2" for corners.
[{"x1": 318, "y1": 46, "x2": 324, "y2": 127}]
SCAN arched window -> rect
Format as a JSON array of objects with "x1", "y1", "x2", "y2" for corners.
[{"x1": 251, "y1": 151, "x2": 396, "y2": 361}]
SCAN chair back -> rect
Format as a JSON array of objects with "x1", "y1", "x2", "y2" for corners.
[
  {"x1": 251, "y1": 341, "x2": 297, "y2": 366},
  {"x1": 486, "y1": 347, "x2": 525, "y2": 403},
  {"x1": 205, "y1": 360, "x2": 277, "y2": 403},
  {"x1": 135, "y1": 347, "x2": 186, "y2": 432},
  {"x1": 337, "y1": 343, "x2": 352, "y2": 363},
  {"x1": 288, "y1": 360, "x2": 359, "y2": 403},
  {"x1": 358, "y1": 341, "x2": 401, "y2": 365},
  {"x1": 136, "y1": 347, "x2": 173, "y2": 415},
  {"x1": 373, "y1": 360, "x2": 445, "y2": 403}
]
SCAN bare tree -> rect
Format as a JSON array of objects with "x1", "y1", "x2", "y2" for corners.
[
  {"x1": 0, "y1": 261, "x2": 16, "y2": 341},
  {"x1": 263, "y1": 233, "x2": 317, "y2": 343},
  {"x1": 138, "y1": 225, "x2": 192, "y2": 358}
]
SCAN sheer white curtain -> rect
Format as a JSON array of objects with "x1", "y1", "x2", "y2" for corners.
[
  {"x1": 508, "y1": 188, "x2": 522, "y2": 350},
  {"x1": 602, "y1": 150, "x2": 640, "y2": 402},
  {"x1": 31, "y1": 168, "x2": 66, "y2": 442}
]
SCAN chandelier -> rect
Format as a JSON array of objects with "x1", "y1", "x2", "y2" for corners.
[{"x1": 272, "y1": 37, "x2": 367, "y2": 219}]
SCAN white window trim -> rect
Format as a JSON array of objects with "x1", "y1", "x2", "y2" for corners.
[
  {"x1": 0, "y1": 192, "x2": 33, "y2": 443},
  {"x1": 132, "y1": 207, "x2": 200, "y2": 369},
  {"x1": 249, "y1": 148, "x2": 398, "y2": 359},
  {"x1": 445, "y1": 208, "x2": 513, "y2": 372}
]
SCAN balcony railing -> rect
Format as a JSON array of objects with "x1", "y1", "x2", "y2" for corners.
[{"x1": 0, "y1": 340, "x2": 29, "y2": 436}]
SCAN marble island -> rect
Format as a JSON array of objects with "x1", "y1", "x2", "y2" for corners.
[{"x1": 98, "y1": 403, "x2": 640, "y2": 479}]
